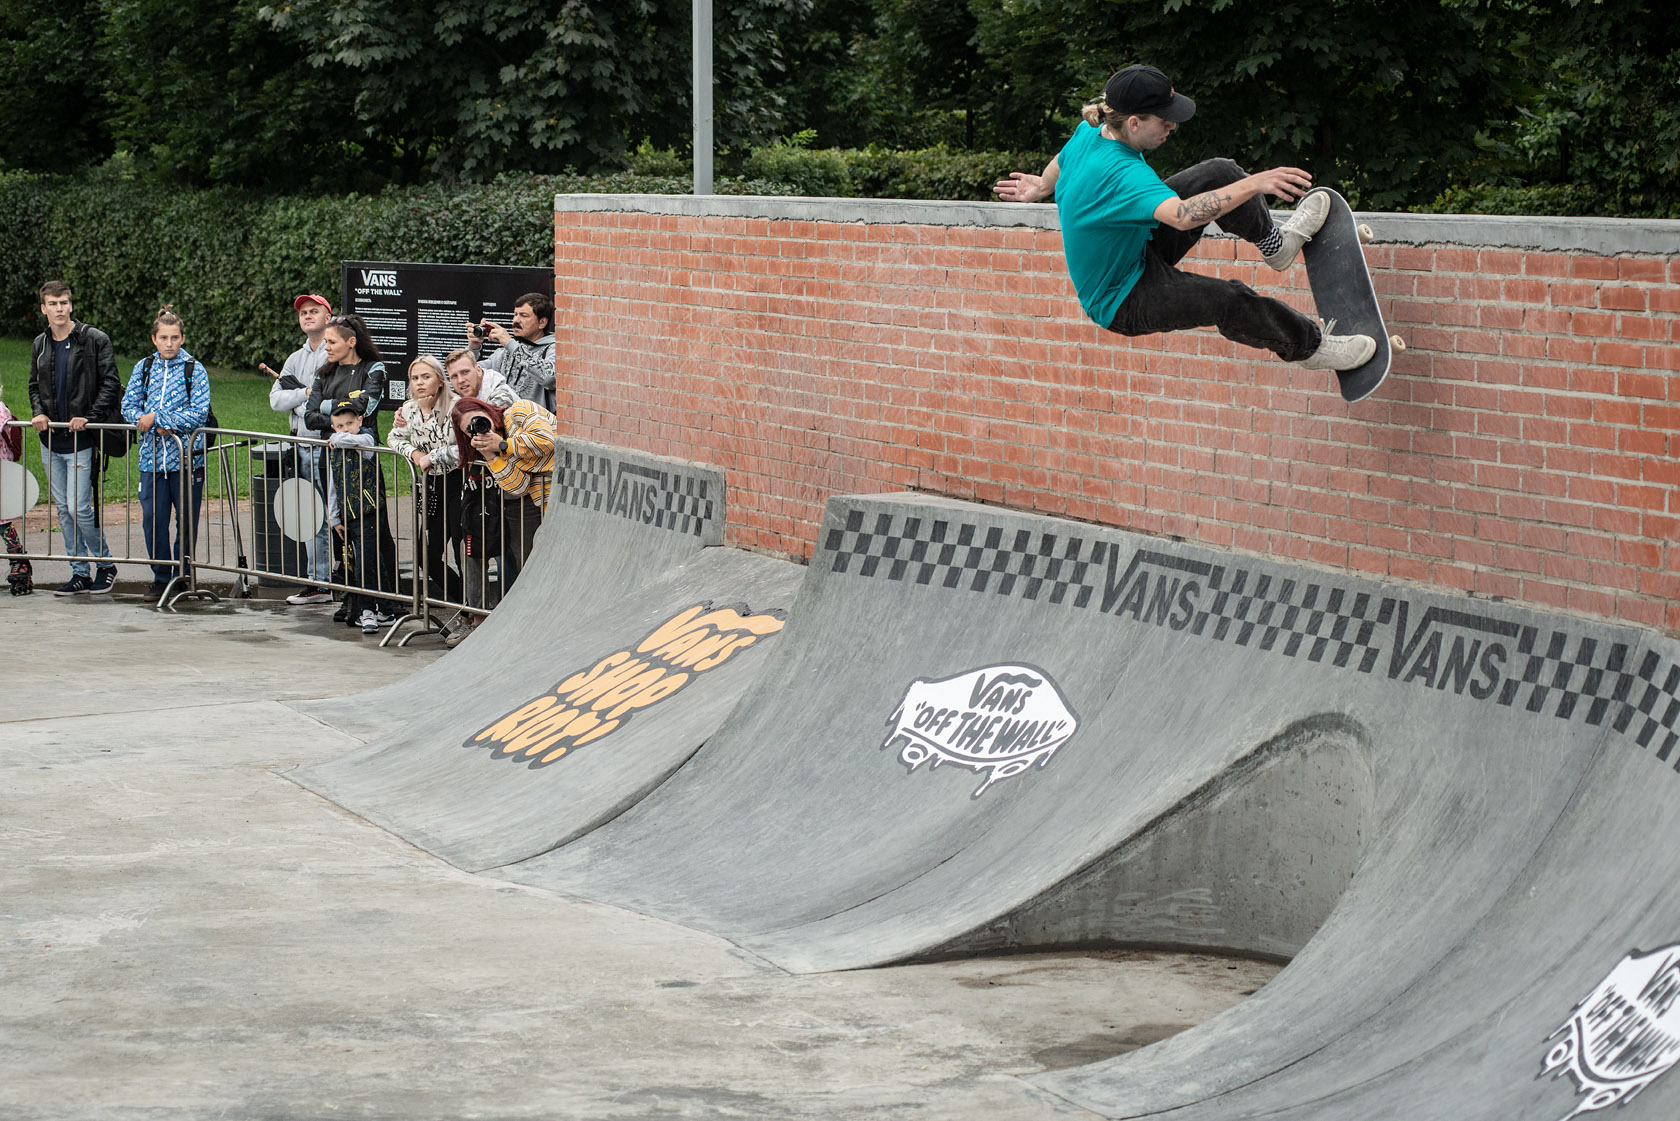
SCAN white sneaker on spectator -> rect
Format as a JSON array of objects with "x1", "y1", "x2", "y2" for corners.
[
  {"x1": 359, "y1": 609, "x2": 380, "y2": 634},
  {"x1": 287, "y1": 586, "x2": 333, "y2": 605}
]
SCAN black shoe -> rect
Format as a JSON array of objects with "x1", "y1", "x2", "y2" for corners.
[
  {"x1": 332, "y1": 602, "x2": 351, "y2": 622},
  {"x1": 142, "y1": 581, "x2": 168, "y2": 603},
  {"x1": 54, "y1": 575, "x2": 92, "y2": 596},
  {"x1": 89, "y1": 567, "x2": 117, "y2": 594}
]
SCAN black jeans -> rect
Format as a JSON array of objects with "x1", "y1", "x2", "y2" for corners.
[
  {"x1": 1108, "y1": 158, "x2": 1321, "y2": 362},
  {"x1": 416, "y1": 472, "x2": 464, "y2": 604}
]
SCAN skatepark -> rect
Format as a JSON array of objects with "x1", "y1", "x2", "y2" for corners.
[{"x1": 5, "y1": 196, "x2": 1679, "y2": 1120}]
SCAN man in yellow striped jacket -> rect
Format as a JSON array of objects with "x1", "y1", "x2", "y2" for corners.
[{"x1": 450, "y1": 396, "x2": 556, "y2": 638}]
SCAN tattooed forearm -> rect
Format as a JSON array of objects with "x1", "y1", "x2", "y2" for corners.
[{"x1": 1175, "y1": 190, "x2": 1232, "y2": 224}]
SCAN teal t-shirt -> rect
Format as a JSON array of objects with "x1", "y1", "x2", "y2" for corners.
[{"x1": 1054, "y1": 123, "x2": 1179, "y2": 328}]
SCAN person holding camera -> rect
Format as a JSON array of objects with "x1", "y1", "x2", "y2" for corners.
[
  {"x1": 466, "y1": 291, "x2": 557, "y2": 409},
  {"x1": 264, "y1": 293, "x2": 334, "y2": 604},
  {"x1": 445, "y1": 394, "x2": 555, "y2": 647}
]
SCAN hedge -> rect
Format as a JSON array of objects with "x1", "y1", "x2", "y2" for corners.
[{"x1": 0, "y1": 170, "x2": 795, "y2": 367}]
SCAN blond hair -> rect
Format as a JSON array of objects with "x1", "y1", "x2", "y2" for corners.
[
  {"x1": 1082, "y1": 100, "x2": 1130, "y2": 130},
  {"x1": 408, "y1": 355, "x2": 456, "y2": 412}
]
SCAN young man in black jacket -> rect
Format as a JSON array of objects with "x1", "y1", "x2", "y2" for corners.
[{"x1": 27, "y1": 281, "x2": 121, "y2": 595}]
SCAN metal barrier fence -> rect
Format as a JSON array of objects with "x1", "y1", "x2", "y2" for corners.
[
  {"x1": 1, "y1": 419, "x2": 543, "y2": 649},
  {"x1": 1, "y1": 420, "x2": 195, "y2": 602}
]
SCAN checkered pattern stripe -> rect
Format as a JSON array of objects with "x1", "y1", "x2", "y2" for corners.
[
  {"x1": 824, "y1": 508, "x2": 1107, "y2": 607},
  {"x1": 1499, "y1": 633, "x2": 1680, "y2": 763},
  {"x1": 551, "y1": 450, "x2": 715, "y2": 537},
  {"x1": 1188, "y1": 566, "x2": 1386, "y2": 673}
]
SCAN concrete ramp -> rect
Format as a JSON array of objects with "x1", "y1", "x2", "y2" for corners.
[
  {"x1": 288, "y1": 548, "x2": 800, "y2": 871},
  {"x1": 291, "y1": 438, "x2": 727, "y2": 741},
  {"x1": 496, "y1": 492, "x2": 1680, "y2": 1120},
  {"x1": 495, "y1": 493, "x2": 1378, "y2": 969},
  {"x1": 1031, "y1": 636, "x2": 1680, "y2": 1121}
]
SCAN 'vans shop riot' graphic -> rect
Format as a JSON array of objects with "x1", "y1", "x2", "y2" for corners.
[
  {"x1": 1541, "y1": 944, "x2": 1680, "y2": 1119},
  {"x1": 470, "y1": 604, "x2": 786, "y2": 767},
  {"x1": 882, "y1": 665, "x2": 1079, "y2": 797}
]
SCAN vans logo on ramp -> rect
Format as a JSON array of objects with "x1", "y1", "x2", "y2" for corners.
[
  {"x1": 470, "y1": 603, "x2": 786, "y2": 766},
  {"x1": 555, "y1": 451, "x2": 715, "y2": 537},
  {"x1": 1542, "y1": 944, "x2": 1680, "y2": 1118},
  {"x1": 883, "y1": 664, "x2": 1078, "y2": 797}
]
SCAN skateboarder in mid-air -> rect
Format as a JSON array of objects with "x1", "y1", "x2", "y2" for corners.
[{"x1": 995, "y1": 64, "x2": 1376, "y2": 373}]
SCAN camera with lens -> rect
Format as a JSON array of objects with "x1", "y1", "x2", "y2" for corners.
[
  {"x1": 466, "y1": 416, "x2": 493, "y2": 436},
  {"x1": 470, "y1": 320, "x2": 491, "y2": 340}
]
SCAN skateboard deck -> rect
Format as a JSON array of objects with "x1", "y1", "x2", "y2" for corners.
[{"x1": 1298, "y1": 187, "x2": 1393, "y2": 403}]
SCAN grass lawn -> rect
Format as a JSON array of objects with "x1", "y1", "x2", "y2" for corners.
[{"x1": 1, "y1": 335, "x2": 413, "y2": 503}]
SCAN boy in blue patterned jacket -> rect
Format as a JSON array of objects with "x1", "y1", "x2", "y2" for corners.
[{"x1": 121, "y1": 307, "x2": 210, "y2": 603}]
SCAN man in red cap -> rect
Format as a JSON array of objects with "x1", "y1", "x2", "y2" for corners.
[
  {"x1": 996, "y1": 64, "x2": 1374, "y2": 373},
  {"x1": 268, "y1": 293, "x2": 336, "y2": 604}
]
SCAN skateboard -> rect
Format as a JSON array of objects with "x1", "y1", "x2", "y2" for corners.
[{"x1": 1298, "y1": 187, "x2": 1403, "y2": 403}]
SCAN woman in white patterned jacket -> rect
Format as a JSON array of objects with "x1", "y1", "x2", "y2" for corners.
[{"x1": 387, "y1": 355, "x2": 463, "y2": 608}]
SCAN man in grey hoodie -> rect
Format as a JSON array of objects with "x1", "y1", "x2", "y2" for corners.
[
  {"x1": 266, "y1": 294, "x2": 334, "y2": 603},
  {"x1": 467, "y1": 291, "x2": 556, "y2": 410}
]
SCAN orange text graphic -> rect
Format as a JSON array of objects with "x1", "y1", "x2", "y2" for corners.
[{"x1": 470, "y1": 604, "x2": 786, "y2": 766}]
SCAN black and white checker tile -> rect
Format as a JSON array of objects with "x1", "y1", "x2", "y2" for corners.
[
  {"x1": 1190, "y1": 567, "x2": 1385, "y2": 673},
  {"x1": 824, "y1": 508, "x2": 1106, "y2": 607}
]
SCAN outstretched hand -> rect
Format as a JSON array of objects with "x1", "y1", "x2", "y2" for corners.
[
  {"x1": 994, "y1": 172, "x2": 1050, "y2": 204},
  {"x1": 1248, "y1": 166, "x2": 1314, "y2": 202}
]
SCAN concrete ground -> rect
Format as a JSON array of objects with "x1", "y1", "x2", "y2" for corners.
[{"x1": 2, "y1": 575, "x2": 1279, "y2": 1120}]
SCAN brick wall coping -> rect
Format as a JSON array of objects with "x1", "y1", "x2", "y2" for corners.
[{"x1": 555, "y1": 192, "x2": 1680, "y2": 256}]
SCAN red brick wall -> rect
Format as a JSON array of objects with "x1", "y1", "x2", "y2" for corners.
[{"x1": 554, "y1": 200, "x2": 1680, "y2": 634}]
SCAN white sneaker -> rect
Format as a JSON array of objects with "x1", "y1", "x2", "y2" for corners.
[
  {"x1": 1300, "y1": 320, "x2": 1377, "y2": 371},
  {"x1": 359, "y1": 609, "x2": 379, "y2": 634},
  {"x1": 286, "y1": 586, "x2": 333, "y2": 605},
  {"x1": 1264, "y1": 190, "x2": 1331, "y2": 270}
]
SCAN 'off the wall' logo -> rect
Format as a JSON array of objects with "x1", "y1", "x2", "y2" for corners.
[
  {"x1": 882, "y1": 665, "x2": 1078, "y2": 797},
  {"x1": 1541, "y1": 944, "x2": 1680, "y2": 1119}
]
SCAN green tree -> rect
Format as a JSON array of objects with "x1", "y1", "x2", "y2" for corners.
[
  {"x1": 0, "y1": 0, "x2": 113, "y2": 172},
  {"x1": 259, "y1": 0, "x2": 807, "y2": 179},
  {"x1": 100, "y1": 0, "x2": 364, "y2": 189},
  {"x1": 969, "y1": 0, "x2": 1518, "y2": 208},
  {"x1": 1500, "y1": 0, "x2": 1679, "y2": 214}
]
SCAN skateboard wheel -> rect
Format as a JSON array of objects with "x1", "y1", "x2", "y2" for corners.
[
  {"x1": 1390, "y1": 334, "x2": 1406, "y2": 352},
  {"x1": 1357, "y1": 224, "x2": 1375, "y2": 244}
]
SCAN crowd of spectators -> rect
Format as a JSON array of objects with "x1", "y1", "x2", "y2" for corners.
[{"x1": 11, "y1": 280, "x2": 559, "y2": 645}]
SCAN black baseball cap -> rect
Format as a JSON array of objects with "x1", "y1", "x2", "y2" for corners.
[{"x1": 1104, "y1": 65, "x2": 1196, "y2": 123}]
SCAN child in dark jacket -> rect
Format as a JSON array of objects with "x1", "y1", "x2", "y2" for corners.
[{"x1": 325, "y1": 399, "x2": 400, "y2": 633}]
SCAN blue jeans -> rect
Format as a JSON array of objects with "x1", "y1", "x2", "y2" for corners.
[
  {"x1": 46, "y1": 445, "x2": 112, "y2": 579},
  {"x1": 139, "y1": 467, "x2": 206, "y2": 583}
]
